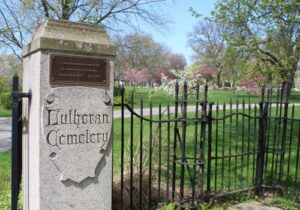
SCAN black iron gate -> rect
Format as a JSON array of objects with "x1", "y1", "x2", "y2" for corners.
[{"x1": 113, "y1": 84, "x2": 300, "y2": 210}]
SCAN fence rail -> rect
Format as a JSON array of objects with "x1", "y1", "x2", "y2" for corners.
[{"x1": 113, "y1": 83, "x2": 300, "y2": 210}]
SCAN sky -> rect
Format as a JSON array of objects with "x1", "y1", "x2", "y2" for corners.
[{"x1": 143, "y1": 0, "x2": 216, "y2": 65}]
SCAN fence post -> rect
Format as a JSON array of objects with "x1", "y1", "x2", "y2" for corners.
[
  {"x1": 172, "y1": 81, "x2": 179, "y2": 200},
  {"x1": 11, "y1": 75, "x2": 20, "y2": 210},
  {"x1": 206, "y1": 102, "x2": 213, "y2": 200},
  {"x1": 120, "y1": 83, "x2": 125, "y2": 210},
  {"x1": 198, "y1": 84, "x2": 207, "y2": 201},
  {"x1": 255, "y1": 87, "x2": 268, "y2": 195},
  {"x1": 11, "y1": 74, "x2": 31, "y2": 210}
]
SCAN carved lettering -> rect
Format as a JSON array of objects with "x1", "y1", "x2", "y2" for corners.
[
  {"x1": 46, "y1": 108, "x2": 110, "y2": 127},
  {"x1": 46, "y1": 128, "x2": 109, "y2": 148}
]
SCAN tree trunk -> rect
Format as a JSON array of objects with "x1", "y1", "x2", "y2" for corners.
[
  {"x1": 282, "y1": 78, "x2": 293, "y2": 102},
  {"x1": 217, "y1": 72, "x2": 222, "y2": 88}
]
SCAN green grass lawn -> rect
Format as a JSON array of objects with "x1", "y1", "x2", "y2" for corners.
[
  {"x1": 1, "y1": 87, "x2": 300, "y2": 116},
  {"x1": 0, "y1": 151, "x2": 11, "y2": 210},
  {"x1": 115, "y1": 87, "x2": 263, "y2": 107},
  {"x1": 116, "y1": 86, "x2": 300, "y2": 108},
  {"x1": 0, "y1": 110, "x2": 11, "y2": 117}
]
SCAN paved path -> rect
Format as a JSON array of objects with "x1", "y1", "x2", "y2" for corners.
[
  {"x1": 231, "y1": 201, "x2": 282, "y2": 210},
  {"x1": 0, "y1": 117, "x2": 12, "y2": 152},
  {"x1": 1, "y1": 103, "x2": 299, "y2": 151}
]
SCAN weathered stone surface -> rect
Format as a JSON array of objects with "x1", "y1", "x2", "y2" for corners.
[
  {"x1": 22, "y1": 19, "x2": 115, "y2": 210},
  {"x1": 42, "y1": 87, "x2": 112, "y2": 183},
  {"x1": 23, "y1": 19, "x2": 116, "y2": 57}
]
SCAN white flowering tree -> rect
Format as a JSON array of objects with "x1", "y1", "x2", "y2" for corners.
[{"x1": 160, "y1": 69, "x2": 206, "y2": 95}]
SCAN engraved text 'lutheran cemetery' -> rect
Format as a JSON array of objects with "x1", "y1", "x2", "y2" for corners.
[{"x1": 46, "y1": 108, "x2": 110, "y2": 147}]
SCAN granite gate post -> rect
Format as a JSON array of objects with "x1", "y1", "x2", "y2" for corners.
[{"x1": 22, "y1": 19, "x2": 115, "y2": 210}]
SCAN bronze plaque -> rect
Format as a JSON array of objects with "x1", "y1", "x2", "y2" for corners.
[{"x1": 50, "y1": 54, "x2": 109, "y2": 85}]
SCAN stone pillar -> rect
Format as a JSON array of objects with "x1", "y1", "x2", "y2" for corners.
[{"x1": 22, "y1": 19, "x2": 115, "y2": 210}]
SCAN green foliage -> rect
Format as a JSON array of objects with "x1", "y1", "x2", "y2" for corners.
[
  {"x1": 0, "y1": 109, "x2": 11, "y2": 117},
  {"x1": 212, "y1": 0, "x2": 300, "y2": 96},
  {"x1": 0, "y1": 152, "x2": 11, "y2": 210},
  {"x1": 0, "y1": 76, "x2": 11, "y2": 110},
  {"x1": 199, "y1": 205, "x2": 231, "y2": 210},
  {"x1": 267, "y1": 196, "x2": 300, "y2": 210},
  {"x1": 0, "y1": 76, "x2": 10, "y2": 92},
  {"x1": 0, "y1": 92, "x2": 12, "y2": 110},
  {"x1": 161, "y1": 203, "x2": 232, "y2": 210},
  {"x1": 161, "y1": 203, "x2": 180, "y2": 210}
]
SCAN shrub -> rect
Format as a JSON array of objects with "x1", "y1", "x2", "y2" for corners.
[
  {"x1": 114, "y1": 86, "x2": 122, "y2": 97},
  {"x1": 0, "y1": 92, "x2": 12, "y2": 110}
]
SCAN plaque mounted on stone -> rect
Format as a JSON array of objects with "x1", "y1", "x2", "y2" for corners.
[{"x1": 50, "y1": 54, "x2": 109, "y2": 86}]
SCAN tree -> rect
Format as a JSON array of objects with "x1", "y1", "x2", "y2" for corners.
[
  {"x1": 0, "y1": 54, "x2": 22, "y2": 78},
  {"x1": 188, "y1": 19, "x2": 226, "y2": 87},
  {"x1": 0, "y1": 0, "x2": 169, "y2": 58},
  {"x1": 123, "y1": 68, "x2": 149, "y2": 86},
  {"x1": 114, "y1": 33, "x2": 170, "y2": 79},
  {"x1": 168, "y1": 53, "x2": 187, "y2": 71},
  {"x1": 198, "y1": 66, "x2": 216, "y2": 83},
  {"x1": 153, "y1": 68, "x2": 174, "y2": 84},
  {"x1": 213, "y1": 0, "x2": 300, "y2": 100}
]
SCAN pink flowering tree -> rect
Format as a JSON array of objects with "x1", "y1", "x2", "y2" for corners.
[
  {"x1": 239, "y1": 81, "x2": 260, "y2": 94},
  {"x1": 153, "y1": 68, "x2": 174, "y2": 84},
  {"x1": 123, "y1": 69, "x2": 149, "y2": 86},
  {"x1": 239, "y1": 75, "x2": 265, "y2": 95},
  {"x1": 0, "y1": 67, "x2": 7, "y2": 76},
  {"x1": 198, "y1": 66, "x2": 216, "y2": 83}
]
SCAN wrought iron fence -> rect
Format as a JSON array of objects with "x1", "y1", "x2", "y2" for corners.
[
  {"x1": 10, "y1": 76, "x2": 300, "y2": 210},
  {"x1": 113, "y1": 83, "x2": 300, "y2": 210}
]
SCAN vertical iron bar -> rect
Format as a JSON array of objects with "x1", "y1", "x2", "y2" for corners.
[
  {"x1": 275, "y1": 88, "x2": 284, "y2": 183},
  {"x1": 253, "y1": 105, "x2": 257, "y2": 185},
  {"x1": 180, "y1": 81, "x2": 188, "y2": 206},
  {"x1": 215, "y1": 103, "x2": 219, "y2": 192},
  {"x1": 148, "y1": 102, "x2": 153, "y2": 209},
  {"x1": 228, "y1": 100, "x2": 233, "y2": 191},
  {"x1": 286, "y1": 105, "x2": 295, "y2": 180},
  {"x1": 11, "y1": 75, "x2": 19, "y2": 210},
  {"x1": 139, "y1": 98, "x2": 143, "y2": 210},
  {"x1": 206, "y1": 102, "x2": 213, "y2": 198},
  {"x1": 222, "y1": 103, "x2": 225, "y2": 191},
  {"x1": 199, "y1": 84, "x2": 208, "y2": 199},
  {"x1": 264, "y1": 88, "x2": 272, "y2": 181},
  {"x1": 130, "y1": 91, "x2": 134, "y2": 210},
  {"x1": 234, "y1": 100, "x2": 239, "y2": 190},
  {"x1": 158, "y1": 103, "x2": 162, "y2": 201},
  {"x1": 241, "y1": 99, "x2": 245, "y2": 188},
  {"x1": 270, "y1": 89, "x2": 279, "y2": 186},
  {"x1": 120, "y1": 85, "x2": 125, "y2": 210},
  {"x1": 279, "y1": 102, "x2": 288, "y2": 183},
  {"x1": 247, "y1": 101, "x2": 251, "y2": 187},
  {"x1": 255, "y1": 100, "x2": 268, "y2": 195},
  {"x1": 172, "y1": 81, "x2": 179, "y2": 200},
  {"x1": 192, "y1": 83, "x2": 199, "y2": 205},
  {"x1": 295, "y1": 121, "x2": 300, "y2": 186},
  {"x1": 167, "y1": 104, "x2": 171, "y2": 202}
]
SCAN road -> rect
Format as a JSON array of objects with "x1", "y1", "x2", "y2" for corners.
[
  {"x1": 0, "y1": 117, "x2": 12, "y2": 152},
  {"x1": 1, "y1": 103, "x2": 299, "y2": 151}
]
